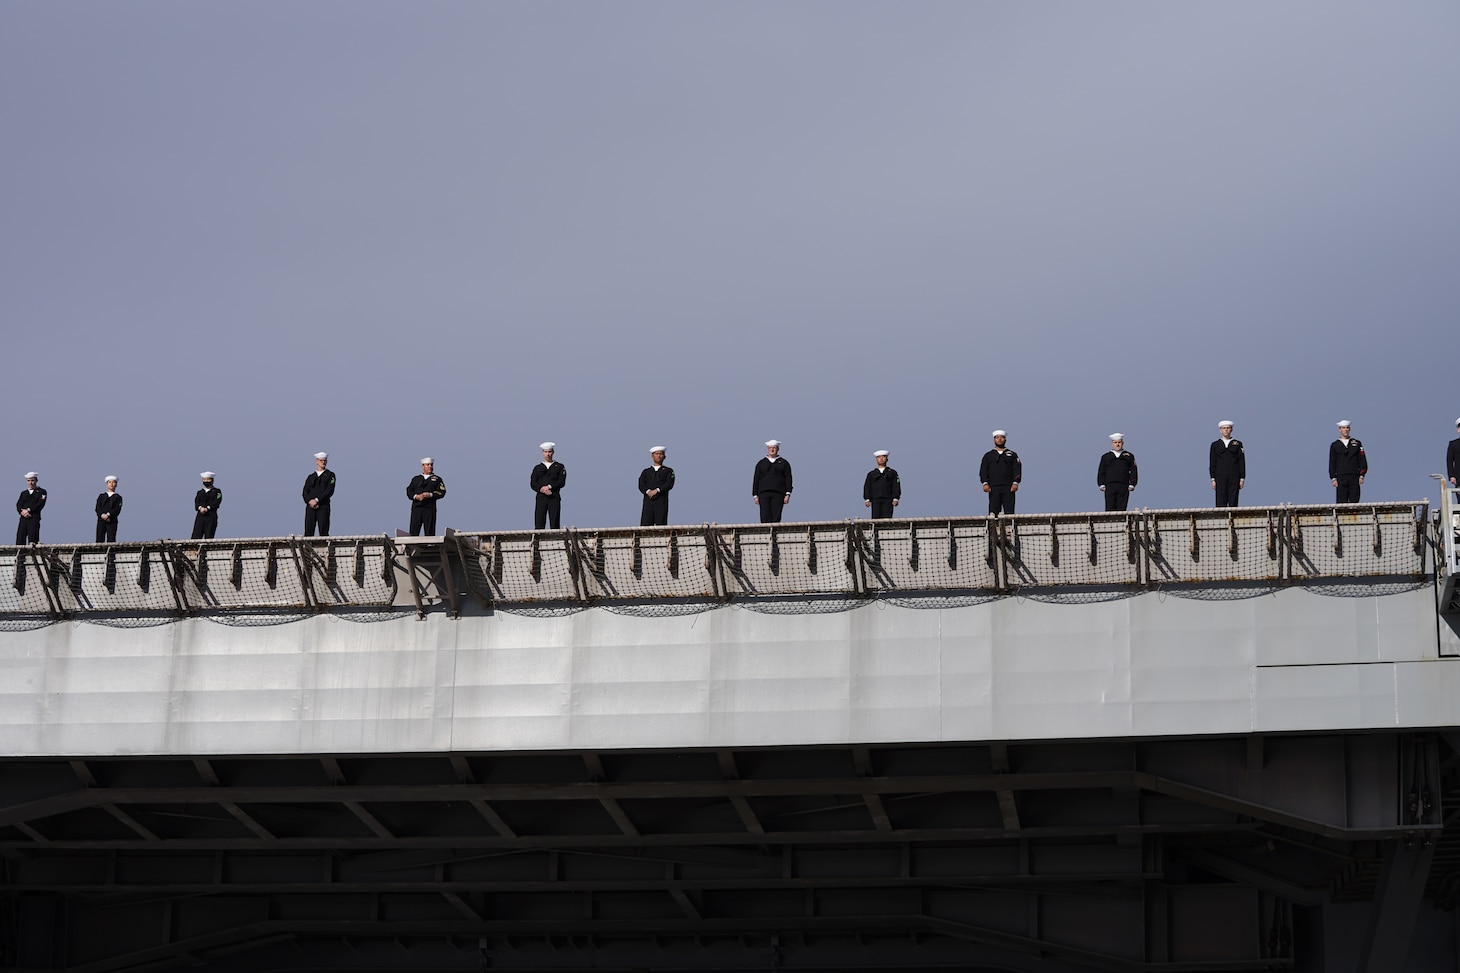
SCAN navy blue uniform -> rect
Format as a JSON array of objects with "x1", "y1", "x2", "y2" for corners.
[
  {"x1": 406, "y1": 473, "x2": 446, "y2": 536},
  {"x1": 1209, "y1": 439, "x2": 1245, "y2": 508},
  {"x1": 1097, "y1": 451, "x2": 1139, "y2": 512},
  {"x1": 1329, "y1": 438, "x2": 1367, "y2": 504},
  {"x1": 531, "y1": 462, "x2": 567, "y2": 529},
  {"x1": 192, "y1": 485, "x2": 222, "y2": 539},
  {"x1": 95, "y1": 491, "x2": 122, "y2": 543},
  {"x1": 979, "y1": 449, "x2": 1021, "y2": 515},
  {"x1": 753, "y1": 456, "x2": 793, "y2": 523},
  {"x1": 638, "y1": 465, "x2": 674, "y2": 526},
  {"x1": 303, "y1": 468, "x2": 336, "y2": 537},
  {"x1": 863, "y1": 466, "x2": 901, "y2": 519},
  {"x1": 15, "y1": 487, "x2": 45, "y2": 545}
]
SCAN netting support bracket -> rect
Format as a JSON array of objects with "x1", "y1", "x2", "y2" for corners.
[
  {"x1": 993, "y1": 519, "x2": 1012, "y2": 594},
  {"x1": 438, "y1": 530, "x2": 463, "y2": 618},
  {"x1": 564, "y1": 530, "x2": 592, "y2": 606},
  {"x1": 1126, "y1": 515, "x2": 1141, "y2": 585},
  {"x1": 381, "y1": 534, "x2": 397, "y2": 586},
  {"x1": 28, "y1": 547, "x2": 65, "y2": 619},
  {"x1": 287, "y1": 538, "x2": 319, "y2": 612},
  {"x1": 1139, "y1": 512, "x2": 1155, "y2": 587},
  {"x1": 396, "y1": 537, "x2": 435, "y2": 620},
  {"x1": 703, "y1": 526, "x2": 731, "y2": 602},
  {"x1": 448, "y1": 532, "x2": 493, "y2": 612},
  {"x1": 158, "y1": 544, "x2": 192, "y2": 617},
  {"x1": 229, "y1": 544, "x2": 243, "y2": 591},
  {"x1": 846, "y1": 524, "x2": 868, "y2": 597}
]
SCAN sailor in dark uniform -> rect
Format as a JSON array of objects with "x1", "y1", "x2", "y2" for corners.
[
  {"x1": 978, "y1": 430, "x2": 1021, "y2": 515},
  {"x1": 192, "y1": 472, "x2": 222, "y2": 539},
  {"x1": 531, "y1": 442, "x2": 567, "y2": 529},
  {"x1": 15, "y1": 472, "x2": 45, "y2": 545},
  {"x1": 1446, "y1": 419, "x2": 1460, "y2": 488},
  {"x1": 1209, "y1": 421, "x2": 1245, "y2": 508},
  {"x1": 302, "y1": 451, "x2": 336, "y2": 536},
  {"x1": 638, "y1": 446, "x2": 674, "y2": 527},
  {"x1": 407, "y1": 458, "x2": 446, "y2": 536},
  {"x1": 1097, "y1": 435, "x2": 1138, "y2": 512},
  {"x1": 863, "y1": 449, "x2": 901, "y2": 519},
  {"x1": 1328, "y1": 421, "x2": 1367, "y2": 504},
  {"x1": 752, "y1": 440, "x2": 793, "y2": 523},
  {"x1": 95, "y1": 476, "x2": 122, "y2": 543}
]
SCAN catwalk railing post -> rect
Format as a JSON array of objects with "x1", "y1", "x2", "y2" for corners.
[
  {"x1": 438, "y1": 529, "x2": 463, "y2": 618},
  {"x1": 159, "y1": 544, "x2": 190, "y2": 615},
  {"x1": 29, "y1": 547, "x2": 63, "y2": 619},
  {"x1": 703, "y1": 526, "x2": 727, "y2": 601},
  {"x1": 846, "y1": 523, "x2": 867, "y2": 597},
  {"x1": 287, "y1": 537, "x2": 317, "y2": 611}
]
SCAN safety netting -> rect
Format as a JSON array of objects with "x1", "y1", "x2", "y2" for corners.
[
  {"x1": 448, "y1": 503, "x2": 1428, "y2": 610},
  {"x1": 0, "y1": 536, "x2": 398, "y2": 617},
  {"x1": 0, "y1": 504, "x2": 1430, "y2": 622},
  {"x1": 1286, "y1": 504, "x2": 1428, "y2": 580},
  {"x1": 1146, "y1": 508, "x2": 1286, "y2": 585}
]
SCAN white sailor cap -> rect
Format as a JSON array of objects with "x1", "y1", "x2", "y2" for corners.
[
  {"x1": 314, "y1": 451, "x2": 329, "y2": 460},
  {"x1": 1218, "y1": 420, "x2": 1234, "y2": 428},
  {"x1": 24, "y1": 472, "x2": 37, "y2": 479},
  {"x1": 765, "y1": 440, "x2": 781, "y2": 447},
  {"x1": 1336, "y1": 420, "x2": 1351, "y2": 427},
  {"x1": 420, "y1": 457, "x2": 433, "y2": 465},
  {"x1": 1109, "y1": 433, "x2": 1124, "y2": 441},
  {"x1": 992, "y1": 430, "x2": 1007, "y2": 438},
  {"x1": 539, "y1": 442, "x2": 556, "y2": 451},
  {"x1": 873, "y1": 449, "x2": 889, "y2": 457},
  {"x1": 200, "y1": 471, "x2": 215, "y2": 479},
  {"x1": 104, "y1": 475, "x2": 117, "y2": 483},
  {"x1": 650, "y1": 445, "x2": 667, "y2": 454}
]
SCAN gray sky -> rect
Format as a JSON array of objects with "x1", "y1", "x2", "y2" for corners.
[{"x1": 4, "y1": 1, "x2": 1457, "y2": 542}]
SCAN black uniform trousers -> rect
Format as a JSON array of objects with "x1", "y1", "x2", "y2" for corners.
[
  {"x1": 1104, "y1": 486, "x2": 1130, "y2": 512},
  {"x1": 641, "y1": 495, "x2": 668, "y2": 527},
  {"x1": 758, "y1": 492, "x2": 786, "y2": 523},
  {"x1": 1335, "y1": 477, "x2": 1361, "y2": 504},
  {"x1": 96, "y1": 519, "x2": 117, "y2": 543},
  {"x1": 191, "y1": 512, "x2": 218, "y2": 540},
  {"x1": 15, "y1": 518, "x2": 39, "y2": 546},
  {"x1": 869, "y1": 500, "x2": 895, "y2": 519},
  {"x1": 1214, "y1": 477, "x2": 1241, "y2": 508},
  {"x1": 305, "y1": 503, "x2": 331, "y2": 537},
  {"x1": 410, "y1": 504, "x2": 437, "y2": 536},
  {"x1": 987, "y1": 486, "x2": 1016, "y2": 516},
  {"x1": 535, "y1": 494, "x2": 561, "y2": 530}
]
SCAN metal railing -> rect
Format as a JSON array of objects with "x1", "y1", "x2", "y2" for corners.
[
  {"x1": 0, "y1": 503, "x2": 1429, "y2": 619},
  {"x1": 0, "y1": 535, "x2": 398, "y2": 618},
  {"x1": 1429, "y1": 475, "x2": 1460, "y2": 613},
  {"x1": 447, "y1": 502, "x2": 1430, "y2": 608}
]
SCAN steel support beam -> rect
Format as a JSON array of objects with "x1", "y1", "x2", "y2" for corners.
[{"x1": 1355, "y1": 836, "x2": 1437, "y2": 973}]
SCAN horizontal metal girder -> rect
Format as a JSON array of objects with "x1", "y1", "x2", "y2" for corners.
[
  {"x1": 0, "y1": 821, "x2": 1262, "y2": 851},
  {"x1": 0, "y1": 767, "x2": 1437, "y2": 840}
]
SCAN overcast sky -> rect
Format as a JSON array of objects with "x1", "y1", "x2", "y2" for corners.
[{"x1": 3, "y1": 1, "x2": 1457, "y2": 543}]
